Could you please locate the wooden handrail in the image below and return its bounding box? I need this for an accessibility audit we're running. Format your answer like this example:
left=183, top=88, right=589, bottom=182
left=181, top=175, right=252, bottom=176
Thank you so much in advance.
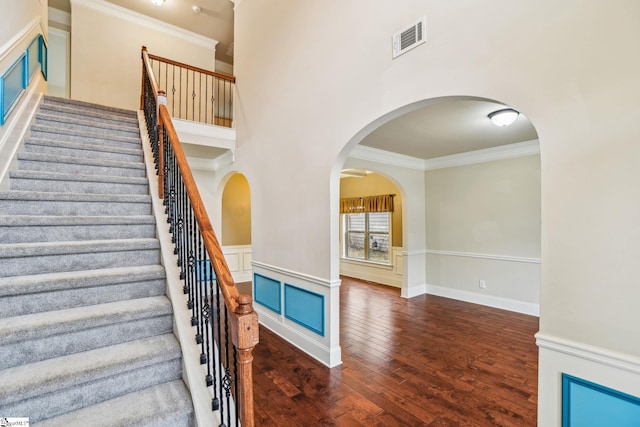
left=141, top=45, right=257, bottom=427
left=148, top=52, right=236, bottom=83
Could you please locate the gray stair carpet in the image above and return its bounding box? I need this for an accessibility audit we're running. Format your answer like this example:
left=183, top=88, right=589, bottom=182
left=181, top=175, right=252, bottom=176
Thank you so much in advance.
left=0, top=95, right=194, bottom=425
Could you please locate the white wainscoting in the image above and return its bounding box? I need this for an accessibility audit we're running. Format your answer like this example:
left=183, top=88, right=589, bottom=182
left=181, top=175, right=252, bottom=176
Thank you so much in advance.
left=339, top=247, right=403, bottom=287
left=537, top=333, right=640, bottom=426
left=221, top=245, right=252, bottom=283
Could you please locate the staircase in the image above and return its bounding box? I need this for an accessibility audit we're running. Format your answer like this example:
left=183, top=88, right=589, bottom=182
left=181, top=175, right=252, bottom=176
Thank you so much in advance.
left=0, top=96, right=194, bottom=425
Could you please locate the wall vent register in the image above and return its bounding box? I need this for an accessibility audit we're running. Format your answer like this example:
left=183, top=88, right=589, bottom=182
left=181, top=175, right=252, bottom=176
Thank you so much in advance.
left=392, top=16, right=426, bottom=59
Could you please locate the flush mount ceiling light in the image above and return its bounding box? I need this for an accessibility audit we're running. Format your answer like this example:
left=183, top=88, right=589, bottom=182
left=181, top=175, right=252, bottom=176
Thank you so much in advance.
left=192, top=5, right=201, bottom=14
left=150, top=0, right=165, bottom=5
left=488, top=108, right=519, bottom=127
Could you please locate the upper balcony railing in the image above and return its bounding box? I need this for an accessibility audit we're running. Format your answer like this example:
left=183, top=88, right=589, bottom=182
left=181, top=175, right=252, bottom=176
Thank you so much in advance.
left=143, top=47, right=235, bottom=127
left=141, top=46, right=257, bottom=427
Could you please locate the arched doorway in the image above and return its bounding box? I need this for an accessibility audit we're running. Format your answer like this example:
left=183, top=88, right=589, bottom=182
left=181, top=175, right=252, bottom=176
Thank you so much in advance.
left=221, top=172, right=252, bottom=283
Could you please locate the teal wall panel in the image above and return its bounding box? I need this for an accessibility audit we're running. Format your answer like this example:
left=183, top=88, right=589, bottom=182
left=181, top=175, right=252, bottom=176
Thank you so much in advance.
left=254, top=273, right=281, bottom=314
left=284, top=284, right=324, bottom=336
left=562, top=374, right=640, bottom=427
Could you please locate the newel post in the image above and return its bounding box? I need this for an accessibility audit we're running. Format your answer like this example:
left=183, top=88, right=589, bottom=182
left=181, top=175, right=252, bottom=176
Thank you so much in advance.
left=232, top=294, right=259, bottom=427
left=140, top=46, right=147, bottom=110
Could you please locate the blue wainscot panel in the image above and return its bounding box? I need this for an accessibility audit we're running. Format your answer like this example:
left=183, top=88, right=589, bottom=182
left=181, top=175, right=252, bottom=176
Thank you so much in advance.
left=254, top=273, right=281, bottom=314
left=563, top=373, right=640, bottom=427
left=284, top=284, right=324, bottom=336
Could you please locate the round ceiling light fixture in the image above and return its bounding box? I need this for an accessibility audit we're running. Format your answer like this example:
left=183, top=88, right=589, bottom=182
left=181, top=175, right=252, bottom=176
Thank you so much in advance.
left=192, top=5, right=202, bottom=14
left=150, top=0, right=165, bottom=5
left=488, top=108, right=519, bottom=127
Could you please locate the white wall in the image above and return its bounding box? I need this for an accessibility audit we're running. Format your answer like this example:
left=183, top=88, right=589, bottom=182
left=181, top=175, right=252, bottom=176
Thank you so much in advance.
left=69, top=0, right=217, bottom=110
left=234, top=0, right=640, bottom=418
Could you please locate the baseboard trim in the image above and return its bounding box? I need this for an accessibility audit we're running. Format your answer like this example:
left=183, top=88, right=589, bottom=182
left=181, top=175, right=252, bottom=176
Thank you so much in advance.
left=536, top=333, right=640, bottom=375
left=425, top=283, right=539, bottom=316
left=256, top=306, right=342, bottom=368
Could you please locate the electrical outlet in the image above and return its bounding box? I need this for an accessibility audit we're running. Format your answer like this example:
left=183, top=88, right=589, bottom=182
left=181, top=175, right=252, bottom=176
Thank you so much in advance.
left=479, top=280, right=486, bottom=289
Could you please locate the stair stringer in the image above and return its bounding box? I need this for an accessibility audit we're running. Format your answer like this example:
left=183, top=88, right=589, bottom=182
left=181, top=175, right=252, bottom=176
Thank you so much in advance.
left=138, top=111, right=221, bottom=427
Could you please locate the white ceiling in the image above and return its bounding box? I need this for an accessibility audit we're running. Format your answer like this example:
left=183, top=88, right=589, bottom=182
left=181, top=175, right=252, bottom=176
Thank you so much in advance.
left=360, top=97, right=538, bottom=160
left=48, top=2, right=539, bottom=160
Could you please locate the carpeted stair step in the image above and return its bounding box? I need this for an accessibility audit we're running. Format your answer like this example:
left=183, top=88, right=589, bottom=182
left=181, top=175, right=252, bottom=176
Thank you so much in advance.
left=0, top=215, right=156, bottom=243
left=35, top=112, right=140, bottom=137
left=39, top=101, right=139, bottom=126
left=0, top=191, right=152, bottom=216
left=9, top=170, right=149, bottom=195
left=24, top=138, right=143, bottom=162
left=0, top=238, right=160, bottom=277
left=0, top=296, right=173, bottom=370
left=37, top=380, right=193, bottom=427
left=29, top=124, right=142, bottom=148
left=17, top=151, right=146, bottom=177
left=0, top=334, right=184, bottom=423
left=42, top=95, right=137, bottom=119
left=0, top=265, right=167, bottom=317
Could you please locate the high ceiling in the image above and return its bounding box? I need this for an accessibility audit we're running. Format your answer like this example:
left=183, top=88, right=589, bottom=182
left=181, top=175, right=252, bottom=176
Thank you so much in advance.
left=49, top=0, right=235, bottom=65
left=48, top=2, right=538, bottom=160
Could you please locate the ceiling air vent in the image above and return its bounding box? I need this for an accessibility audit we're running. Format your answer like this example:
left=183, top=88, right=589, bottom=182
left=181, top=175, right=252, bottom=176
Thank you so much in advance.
left=392, top=16, right=426, bottom=59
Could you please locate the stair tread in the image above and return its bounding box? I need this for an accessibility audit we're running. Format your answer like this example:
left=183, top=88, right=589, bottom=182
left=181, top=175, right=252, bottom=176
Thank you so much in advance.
left=37, top=380, right=192, bottom=427
left=17, top=151, right=145, bottom=169
left=35, top=112, right=140, bottom=134
left=0, top=333, right=180, bottom=405
left=0, top=295, right=172, bottom=344
left=25, top=137, right=143, bottom=155
left=9, top=169, right=149, bottom=185
left=0, top=237, right=159, bottom=258
left=39, top=103, right=139, bottom=124
left=30, top=124, right=142, bottom=144
left=43, top=96, right=137, bottom=117
left=0, top=190, right=151, bottom=203
left=0, top=265, right=166, bottom=296
left=0, top=214, right=155, bottom=226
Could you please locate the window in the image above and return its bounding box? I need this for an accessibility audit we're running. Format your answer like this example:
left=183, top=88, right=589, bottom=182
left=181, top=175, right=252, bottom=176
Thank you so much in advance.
left=343, top=211, right=391, bottom=263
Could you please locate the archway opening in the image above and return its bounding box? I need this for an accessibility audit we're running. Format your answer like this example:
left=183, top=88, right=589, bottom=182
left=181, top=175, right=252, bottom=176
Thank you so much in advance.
left=221, top=172, right=252, bottom=283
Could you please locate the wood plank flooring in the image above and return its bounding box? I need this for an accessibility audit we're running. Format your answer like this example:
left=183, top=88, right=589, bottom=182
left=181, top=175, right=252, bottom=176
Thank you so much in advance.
left=242, top=276, right=539, bottom=426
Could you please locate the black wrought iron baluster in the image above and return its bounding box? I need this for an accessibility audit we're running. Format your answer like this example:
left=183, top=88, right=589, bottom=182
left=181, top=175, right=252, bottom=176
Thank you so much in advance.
left=223, top=304, right=233, bottom=427
left=213, top=273, right=222, bottom=412
left=233, top=346, right=239, bottom=427
left=204, top=260, right=214, bottom=387
left=172, top=64, right=176, bottom=119
left=198, top=72, right=202, bottom=123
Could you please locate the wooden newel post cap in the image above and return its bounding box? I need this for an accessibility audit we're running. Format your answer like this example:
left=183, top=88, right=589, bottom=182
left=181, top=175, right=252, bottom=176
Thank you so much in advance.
left=235, top=294, right=253, bottom=315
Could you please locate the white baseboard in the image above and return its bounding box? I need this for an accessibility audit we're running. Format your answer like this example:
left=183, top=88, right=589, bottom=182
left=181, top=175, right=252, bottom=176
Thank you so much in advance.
left=425, top=283, right=539, bottom=316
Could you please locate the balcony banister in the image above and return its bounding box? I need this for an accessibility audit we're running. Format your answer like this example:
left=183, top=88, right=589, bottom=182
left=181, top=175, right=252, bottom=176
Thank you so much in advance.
left=147, top=52, right=236, bottom=83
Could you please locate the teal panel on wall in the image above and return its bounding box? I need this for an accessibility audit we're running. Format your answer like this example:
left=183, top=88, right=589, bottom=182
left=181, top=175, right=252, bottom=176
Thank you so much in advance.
left=196, top=259, right=215, bottom=283
left=1, top=53, right=27, bottom=125
left=284, top=284, right=324, bottom=336
left=28, top=36, right=39, bottom=79
left=254, top=273, right=281, bottom=314
left=562, top=374, right=640, bottom=427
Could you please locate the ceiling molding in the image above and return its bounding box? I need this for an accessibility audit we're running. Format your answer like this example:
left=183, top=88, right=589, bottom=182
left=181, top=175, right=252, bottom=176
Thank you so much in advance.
left=48, top=7, right=71, bottom=27
left=349, top=140, right=539, bottom=171
left=348, top=145, right=426, bottom=170
left=70, top=0, right=218, bottom=49
left=424, top=139, right=540, bottom=170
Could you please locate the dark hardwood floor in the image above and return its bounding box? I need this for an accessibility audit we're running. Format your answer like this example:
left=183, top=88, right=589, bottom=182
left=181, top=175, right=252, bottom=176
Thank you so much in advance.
left=242, top=276, right=539, bottom=426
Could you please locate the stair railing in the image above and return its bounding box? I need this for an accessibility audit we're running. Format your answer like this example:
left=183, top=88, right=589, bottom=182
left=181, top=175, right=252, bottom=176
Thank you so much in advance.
left=141, top=46, right=258, bottom=427
left=143, top=46, right=234, bottom=127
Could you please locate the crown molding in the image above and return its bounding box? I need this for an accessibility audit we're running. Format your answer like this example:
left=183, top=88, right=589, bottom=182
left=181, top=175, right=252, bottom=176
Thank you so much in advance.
left=424, top=139, right=540, bottom=170
left=348, top=145, right=426, bottom=170
left=48, top=7, right=71, bottom=27
left=70, top=0, right=218, bottom=50
left=348, top=139, right=540, bottom=171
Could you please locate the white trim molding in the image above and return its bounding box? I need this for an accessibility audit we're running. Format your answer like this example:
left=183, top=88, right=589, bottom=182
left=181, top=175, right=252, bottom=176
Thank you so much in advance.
left=348, top=139, right=540, bottom=171
left=424, top=139, right=540, bottom=170
left=426, top=283, right=539, bottom=316
left=70, top=0, right=218, bottom=49
left=252, top=260, right=341, bottom=288
left=426, top=249, right=540, bottom=264
left=536, top=333, right=640, bottom=375
left=0, top=17, right=45, bottom=63
left=48, top=7, right=71, bottom=27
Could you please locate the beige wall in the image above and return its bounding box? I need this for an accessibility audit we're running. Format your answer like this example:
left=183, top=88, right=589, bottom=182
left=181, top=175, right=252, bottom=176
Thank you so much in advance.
left=0, top=0, right=47, bottom=50
left=70, top=0, right=216, bottom=110
left=340, top=173, right=402, bottom=247
left=222, top=173, right=251, bottom=246
left=426, top=155, right=540, bottom=257
left=234, top=0, right=640, bottom=408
